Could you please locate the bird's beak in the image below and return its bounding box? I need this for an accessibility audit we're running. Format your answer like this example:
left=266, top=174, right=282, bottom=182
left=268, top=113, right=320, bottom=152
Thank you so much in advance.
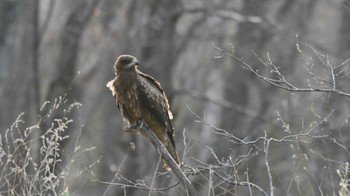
left=134, top=59, right=140, bottom=66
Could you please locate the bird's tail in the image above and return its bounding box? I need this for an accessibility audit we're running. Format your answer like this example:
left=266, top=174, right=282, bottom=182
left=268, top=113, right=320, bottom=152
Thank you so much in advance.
left=162, top=140, right=180, bottom=171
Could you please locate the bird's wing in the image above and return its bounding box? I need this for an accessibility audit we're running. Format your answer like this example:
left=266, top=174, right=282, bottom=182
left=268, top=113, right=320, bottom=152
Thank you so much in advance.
left=106, top=79, right=116, bottom=96
left=106, top=78, right=122, bottom=114
left=137, top=72, right=175, bottom=136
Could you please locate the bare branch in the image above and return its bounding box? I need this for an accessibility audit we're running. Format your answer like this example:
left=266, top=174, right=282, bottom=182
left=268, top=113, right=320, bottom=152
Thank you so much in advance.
left=173, top=6, right=262, bottom=23
left=264, top=138, right=274, bottom=196
left=83, top=163, right=180, bottom=192
left=187, top=104, right=330, bottom=146
left=211, top=43, right=350, bottom=98
left=137, top=122, right=200, bottom=196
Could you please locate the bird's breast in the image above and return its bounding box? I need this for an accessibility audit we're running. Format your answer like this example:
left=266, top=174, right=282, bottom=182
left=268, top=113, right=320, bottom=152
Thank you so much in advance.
left=116, top=83, right=142, bottom=123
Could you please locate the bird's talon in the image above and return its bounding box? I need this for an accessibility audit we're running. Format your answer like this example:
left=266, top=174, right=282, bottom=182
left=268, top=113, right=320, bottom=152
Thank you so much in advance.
left=138, top=120, right=144, bottom=129
left=122, top=124, right=133, bottom=132
left=123, top=121, right=144, bottom=132
left=123, top=123, right=137, bottom=131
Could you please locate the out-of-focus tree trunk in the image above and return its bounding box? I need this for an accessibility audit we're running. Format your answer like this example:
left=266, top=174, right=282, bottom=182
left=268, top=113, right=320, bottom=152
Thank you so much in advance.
left=221, top=1, right=271, bottom=194
left=222, top=0, right=270, bottom=141
left=39, top=0, right=99, bottom=193
left=0, top=0, right=40, bottom=193
left=138, top=0, right=182, bottom=94
left=44, top=0, right=98, bottom=102
left=223, top=0, right=319, bottom=194
left=0, top=1, right=36, bottom=129
left=338, top=1, right=350, bottom=60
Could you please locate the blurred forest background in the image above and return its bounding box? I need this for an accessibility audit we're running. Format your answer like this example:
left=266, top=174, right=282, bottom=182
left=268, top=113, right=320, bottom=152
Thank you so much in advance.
left=1, top=0, right=350, bottom=195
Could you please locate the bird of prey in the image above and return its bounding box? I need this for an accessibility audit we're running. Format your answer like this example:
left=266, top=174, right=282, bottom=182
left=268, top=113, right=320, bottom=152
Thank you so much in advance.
left=106, top=54, right=180, bottom=169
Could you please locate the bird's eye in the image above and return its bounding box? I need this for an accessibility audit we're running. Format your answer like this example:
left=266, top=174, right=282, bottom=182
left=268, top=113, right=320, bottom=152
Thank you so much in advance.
left=120, top=59, right=132, bottom=65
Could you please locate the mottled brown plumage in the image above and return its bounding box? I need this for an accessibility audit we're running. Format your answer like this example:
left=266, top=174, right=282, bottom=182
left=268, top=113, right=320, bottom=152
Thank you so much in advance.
left=106, top=54, right=180, bottom=169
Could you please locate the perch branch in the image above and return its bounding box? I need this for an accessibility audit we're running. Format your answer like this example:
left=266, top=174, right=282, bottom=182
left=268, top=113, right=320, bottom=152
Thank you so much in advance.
left=136, top=121, right=199, bottom=196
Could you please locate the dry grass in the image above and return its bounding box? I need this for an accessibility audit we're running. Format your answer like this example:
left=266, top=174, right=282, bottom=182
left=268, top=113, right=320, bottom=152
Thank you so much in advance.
left=0, top=96, right=92, bottom=196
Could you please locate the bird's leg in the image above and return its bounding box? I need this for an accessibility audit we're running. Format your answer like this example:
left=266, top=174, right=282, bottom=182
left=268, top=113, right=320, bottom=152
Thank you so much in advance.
left=138, top=120, right=145, bottom=129
left=123, top=120, right=145, bottom=132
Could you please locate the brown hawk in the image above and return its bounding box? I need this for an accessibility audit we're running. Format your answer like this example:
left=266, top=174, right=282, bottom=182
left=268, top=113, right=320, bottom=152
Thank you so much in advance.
left=106, top=54, right=180, bottom=169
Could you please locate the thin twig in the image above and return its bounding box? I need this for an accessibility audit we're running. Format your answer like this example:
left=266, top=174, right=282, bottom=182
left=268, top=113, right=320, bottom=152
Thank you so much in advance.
left=210, top=43, right=350, bottom=98
left=264, top=138, right=274, bottom=196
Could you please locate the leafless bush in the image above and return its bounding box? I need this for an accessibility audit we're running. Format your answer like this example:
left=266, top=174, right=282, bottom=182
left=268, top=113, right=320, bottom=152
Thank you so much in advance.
left=0, top=95, right=93, bottom=196
left=338, top=162, right=350, bottom=196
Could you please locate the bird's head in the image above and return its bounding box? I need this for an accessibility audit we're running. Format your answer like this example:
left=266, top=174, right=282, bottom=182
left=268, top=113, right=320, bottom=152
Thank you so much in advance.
left=114, top=55, right=140, bottom=73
